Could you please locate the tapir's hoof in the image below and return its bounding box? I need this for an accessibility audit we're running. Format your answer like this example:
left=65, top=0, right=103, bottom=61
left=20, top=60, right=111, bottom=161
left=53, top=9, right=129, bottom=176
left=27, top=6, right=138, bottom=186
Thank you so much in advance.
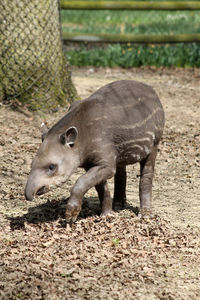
left=66, top=202, right=81, bottom=223
left=113, top=200, right=127, bottom=211
left=100, top=209, right=113, bottom=218
left=138, top=208, right=153, bottom=220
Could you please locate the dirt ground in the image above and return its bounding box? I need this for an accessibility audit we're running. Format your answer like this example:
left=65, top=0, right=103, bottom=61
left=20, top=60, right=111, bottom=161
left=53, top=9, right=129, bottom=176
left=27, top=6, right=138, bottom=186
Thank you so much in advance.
left=0, top=67, right=200, bottom=300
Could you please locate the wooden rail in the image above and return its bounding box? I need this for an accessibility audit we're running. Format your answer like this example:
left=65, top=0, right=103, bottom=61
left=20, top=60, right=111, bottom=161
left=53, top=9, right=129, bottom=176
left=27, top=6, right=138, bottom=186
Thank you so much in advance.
left=62, top=32, right=200, bottom=43
left=60, top=1, right=200, bottom=43
left=60, top=1, right=200, bottom=11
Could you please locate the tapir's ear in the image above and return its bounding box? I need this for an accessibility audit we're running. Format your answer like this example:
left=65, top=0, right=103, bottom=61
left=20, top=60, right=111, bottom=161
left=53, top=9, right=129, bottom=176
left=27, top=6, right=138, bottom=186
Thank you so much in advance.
left=41, top=123, right=49, bottom=142
left=60, top=126, right=78, bottom=147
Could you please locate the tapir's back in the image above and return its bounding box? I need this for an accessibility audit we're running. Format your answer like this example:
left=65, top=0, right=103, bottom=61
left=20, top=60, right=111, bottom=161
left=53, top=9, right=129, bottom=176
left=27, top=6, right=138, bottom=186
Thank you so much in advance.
left=79, top=80, right=165, bottom=165
left=87, top=81, right=163, bottom=136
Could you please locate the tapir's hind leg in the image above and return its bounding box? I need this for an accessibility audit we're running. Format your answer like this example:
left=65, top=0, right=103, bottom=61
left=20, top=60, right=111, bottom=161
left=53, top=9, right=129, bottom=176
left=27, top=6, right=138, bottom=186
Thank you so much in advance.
left=139, top=144, right=158, bottom=217
left=113, top=165, right=127, bottom=210
left=95, top=181, right=112, bottom=216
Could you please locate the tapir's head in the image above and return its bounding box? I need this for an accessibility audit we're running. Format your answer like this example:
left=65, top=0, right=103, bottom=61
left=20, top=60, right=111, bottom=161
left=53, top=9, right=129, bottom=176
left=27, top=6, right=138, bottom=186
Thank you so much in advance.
left=25, top=123, right=80, bottom=201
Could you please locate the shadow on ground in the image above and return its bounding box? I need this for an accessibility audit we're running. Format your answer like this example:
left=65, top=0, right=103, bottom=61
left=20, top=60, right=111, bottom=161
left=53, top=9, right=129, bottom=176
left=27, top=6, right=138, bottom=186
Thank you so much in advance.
left=8, top=197, right=139, bottom=230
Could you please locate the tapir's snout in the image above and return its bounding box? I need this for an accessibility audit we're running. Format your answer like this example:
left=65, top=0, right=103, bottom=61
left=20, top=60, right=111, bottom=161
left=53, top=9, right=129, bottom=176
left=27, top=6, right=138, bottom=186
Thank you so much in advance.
left=24, top=186, right=34, bottom=201
left=24, top=169, right=48, bottom=201
left=25, top=183, right=49, bottom=200
left=24, top=171, right=37, bottom=201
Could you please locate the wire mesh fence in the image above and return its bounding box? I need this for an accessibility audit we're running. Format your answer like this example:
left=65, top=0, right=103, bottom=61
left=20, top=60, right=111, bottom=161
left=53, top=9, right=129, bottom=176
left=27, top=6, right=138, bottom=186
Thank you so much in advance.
left=60, top=1, right=200, bottom=43
left=0, top=0, right=76, bottom=111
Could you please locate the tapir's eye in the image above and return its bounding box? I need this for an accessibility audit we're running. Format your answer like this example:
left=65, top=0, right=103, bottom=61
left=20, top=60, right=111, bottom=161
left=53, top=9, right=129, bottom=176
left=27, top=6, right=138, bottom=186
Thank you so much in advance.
left=49, top=164, right=56, bottom=171
left=47, top=164, right=57, bottom=175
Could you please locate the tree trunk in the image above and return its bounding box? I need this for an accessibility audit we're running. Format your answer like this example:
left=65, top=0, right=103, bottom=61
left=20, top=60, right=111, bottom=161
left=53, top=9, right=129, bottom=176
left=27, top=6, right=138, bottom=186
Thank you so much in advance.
left=0, top=0, right=78, bottom=111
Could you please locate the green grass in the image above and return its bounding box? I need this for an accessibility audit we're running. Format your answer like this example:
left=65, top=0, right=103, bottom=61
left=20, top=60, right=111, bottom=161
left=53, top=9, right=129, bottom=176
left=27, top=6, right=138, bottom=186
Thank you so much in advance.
left=66, top=43, right=200, bottom=67
left=61, top=7, right=200, bottom=67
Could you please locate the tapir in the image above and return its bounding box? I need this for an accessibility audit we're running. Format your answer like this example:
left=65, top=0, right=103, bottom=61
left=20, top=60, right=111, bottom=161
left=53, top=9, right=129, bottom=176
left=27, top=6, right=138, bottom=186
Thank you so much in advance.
left=25, top=80, right=165, bottom=222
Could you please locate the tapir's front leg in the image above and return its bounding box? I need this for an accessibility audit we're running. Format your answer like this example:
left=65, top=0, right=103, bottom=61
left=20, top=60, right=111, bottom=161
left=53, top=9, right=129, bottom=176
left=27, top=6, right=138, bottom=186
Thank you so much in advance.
left=66, top=165, right=115, bottom=223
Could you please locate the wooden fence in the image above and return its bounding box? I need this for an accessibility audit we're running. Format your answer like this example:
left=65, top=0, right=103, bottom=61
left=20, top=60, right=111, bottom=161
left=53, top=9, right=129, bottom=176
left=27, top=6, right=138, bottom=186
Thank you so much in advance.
left=60, top=1, right=200, bottom=43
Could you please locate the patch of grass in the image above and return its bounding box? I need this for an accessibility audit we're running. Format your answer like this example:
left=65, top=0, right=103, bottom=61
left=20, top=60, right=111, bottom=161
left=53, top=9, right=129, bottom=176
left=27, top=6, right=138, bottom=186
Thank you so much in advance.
left=112, top=238, right=120, bottom=246
left=66, top=43, right=200, bottom=68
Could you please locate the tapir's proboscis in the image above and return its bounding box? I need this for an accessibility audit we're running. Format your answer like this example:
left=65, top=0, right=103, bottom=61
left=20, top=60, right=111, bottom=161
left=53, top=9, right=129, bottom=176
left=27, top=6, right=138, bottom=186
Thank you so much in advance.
left=25, top=80, right=165, bottom=223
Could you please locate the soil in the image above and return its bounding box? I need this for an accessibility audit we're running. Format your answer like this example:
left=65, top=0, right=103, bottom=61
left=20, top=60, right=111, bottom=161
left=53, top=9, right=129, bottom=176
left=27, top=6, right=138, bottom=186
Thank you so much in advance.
left=0, top=67, right=200, bottom=300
